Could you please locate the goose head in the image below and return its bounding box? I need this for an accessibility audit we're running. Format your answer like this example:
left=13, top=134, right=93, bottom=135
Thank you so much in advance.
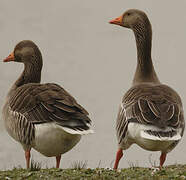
left=3, top=40, right=42, bottom=68
left=109, top=9, right=150, bottom=30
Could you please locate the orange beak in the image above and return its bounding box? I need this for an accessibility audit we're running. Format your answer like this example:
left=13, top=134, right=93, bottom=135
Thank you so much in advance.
left=3, top=52, right=15, bottom=62
left=109, top=15, right=123, bottom=25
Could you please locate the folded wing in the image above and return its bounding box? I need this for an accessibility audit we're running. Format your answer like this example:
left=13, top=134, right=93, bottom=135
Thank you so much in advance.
left=9, top=83, right=92, bottom=132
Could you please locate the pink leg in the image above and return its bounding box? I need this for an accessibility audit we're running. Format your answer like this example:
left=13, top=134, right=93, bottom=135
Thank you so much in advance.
left=25, top=149, right=31, bottom=169
left=56, top=155, right=61, bottom=168
left=114, top=148, right=123, bottom=170
left=160, top=152, right=167, bottom=168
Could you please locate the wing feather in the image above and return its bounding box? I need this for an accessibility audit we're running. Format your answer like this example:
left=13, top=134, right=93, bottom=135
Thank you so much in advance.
left=9, top=83, right=92, bottom=131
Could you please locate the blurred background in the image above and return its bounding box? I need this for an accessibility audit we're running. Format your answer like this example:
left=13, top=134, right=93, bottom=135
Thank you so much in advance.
left=0, top=0, right=186, bottom=169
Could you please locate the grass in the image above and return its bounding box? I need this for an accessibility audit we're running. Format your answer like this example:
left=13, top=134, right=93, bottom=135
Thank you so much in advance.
left=30, top=159, right=42, bottom=171
left=70, top=160, right=88, bottom=170
left=0, top=164, right=185, bottom=180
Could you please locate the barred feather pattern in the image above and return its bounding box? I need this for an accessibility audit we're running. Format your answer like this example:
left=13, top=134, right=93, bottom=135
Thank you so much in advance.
left=9, top=108, right=35, bottom=146
left=116, top=106, right=128, bottom=144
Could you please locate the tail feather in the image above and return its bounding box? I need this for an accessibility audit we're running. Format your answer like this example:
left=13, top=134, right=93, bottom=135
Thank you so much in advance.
left=141, top=130, right=181, bottom=141
left=62, top=127, right=94, bottom=135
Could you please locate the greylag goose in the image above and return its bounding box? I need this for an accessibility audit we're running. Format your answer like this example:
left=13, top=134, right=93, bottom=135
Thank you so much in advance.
left=2, top=40, right=93, bottom=168
left=109, top=9, right=185, bottom=169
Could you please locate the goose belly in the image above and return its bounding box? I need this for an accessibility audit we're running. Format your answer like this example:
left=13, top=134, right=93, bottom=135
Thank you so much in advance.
left=127, top=123, right=180, bottom=152
left=134, top=137, right=173, bottom=151
left=33, top=123, right=81, bottom=157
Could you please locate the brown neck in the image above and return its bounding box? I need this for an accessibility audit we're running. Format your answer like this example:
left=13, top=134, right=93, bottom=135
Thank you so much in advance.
left=13, top=54, right=43, bottom=89
left=15, top=63, right=42, bottom=88
left=132, top=21, right=160, bottom=85
left=7, top=55, right=42, bottom=99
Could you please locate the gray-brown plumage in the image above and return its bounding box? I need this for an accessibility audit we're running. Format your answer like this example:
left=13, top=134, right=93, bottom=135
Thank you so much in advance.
left=2, top=40, right=93, bottom=169
left=109, top=9, right=185, bottom=169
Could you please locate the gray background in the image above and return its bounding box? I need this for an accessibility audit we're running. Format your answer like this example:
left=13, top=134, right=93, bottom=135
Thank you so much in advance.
left=0, top=0, right=185, bottom=169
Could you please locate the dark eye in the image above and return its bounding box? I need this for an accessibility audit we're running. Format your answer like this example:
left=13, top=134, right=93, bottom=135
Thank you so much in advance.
left=127, top=13, right=130, bottom=16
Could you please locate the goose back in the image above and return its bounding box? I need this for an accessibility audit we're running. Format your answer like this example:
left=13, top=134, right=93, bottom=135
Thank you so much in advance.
left=8, top=83, right=91, bottom=130
left=116, top=83, right=185, bottom=144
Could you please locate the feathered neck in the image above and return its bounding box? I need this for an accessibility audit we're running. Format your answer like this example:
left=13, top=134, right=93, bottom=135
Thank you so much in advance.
left=10, top=55, right=42, bottom=94
left=132, top=19, right=160, bottom=85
